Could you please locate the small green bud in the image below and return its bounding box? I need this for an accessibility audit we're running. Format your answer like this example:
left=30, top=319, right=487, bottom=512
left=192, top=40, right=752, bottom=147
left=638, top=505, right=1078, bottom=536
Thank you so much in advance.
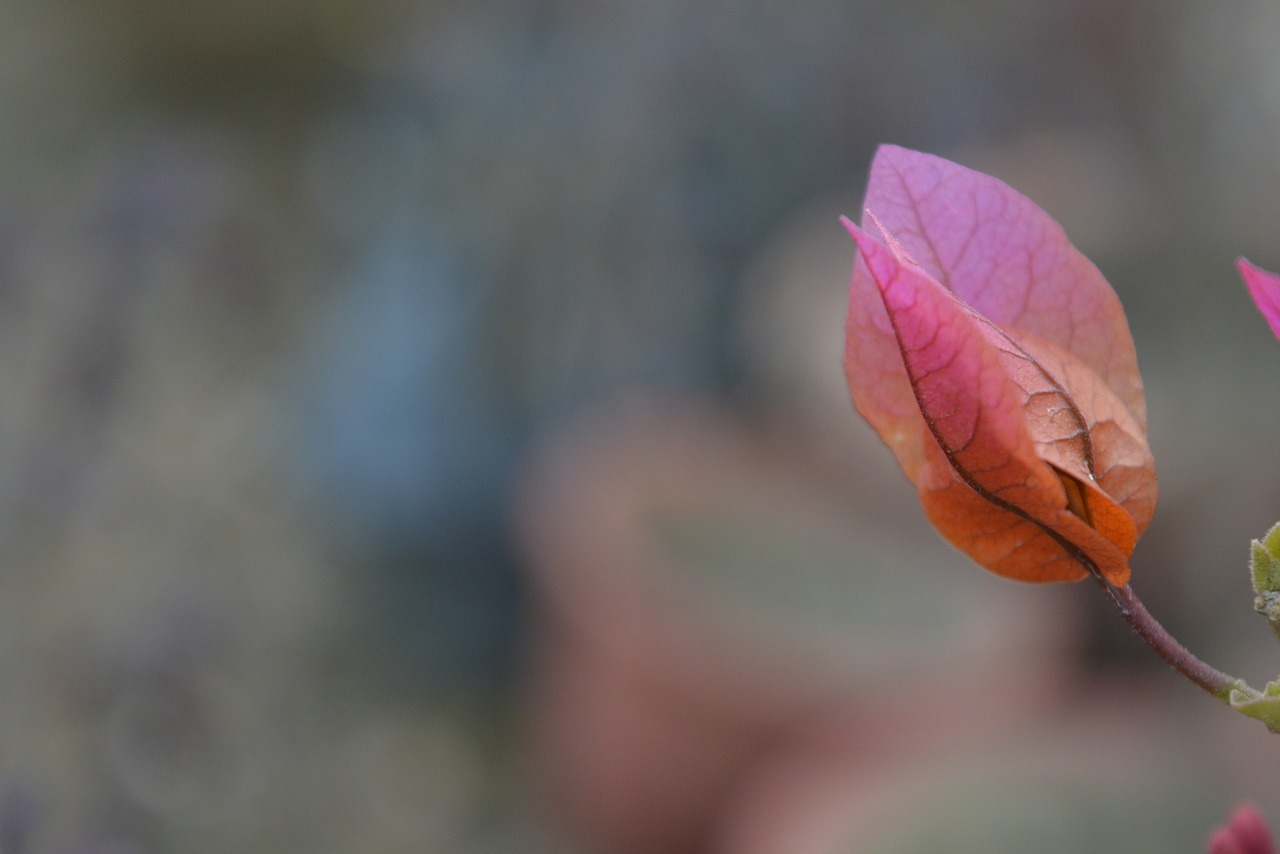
left=1249, top=523, right=1280, bottom=641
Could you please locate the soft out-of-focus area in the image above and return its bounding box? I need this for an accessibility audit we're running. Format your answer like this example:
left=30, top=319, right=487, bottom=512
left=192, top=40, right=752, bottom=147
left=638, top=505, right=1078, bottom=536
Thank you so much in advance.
left=4, top=1, right=1280, bottom=852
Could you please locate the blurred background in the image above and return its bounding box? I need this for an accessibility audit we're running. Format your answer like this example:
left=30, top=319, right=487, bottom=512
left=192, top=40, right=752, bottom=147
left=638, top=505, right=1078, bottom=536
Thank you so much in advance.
left=3, top=1, right=1280, bottom=851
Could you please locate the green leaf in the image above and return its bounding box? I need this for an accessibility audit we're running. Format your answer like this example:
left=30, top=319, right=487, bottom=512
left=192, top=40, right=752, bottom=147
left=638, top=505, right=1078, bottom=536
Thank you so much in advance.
left=1263, top=522, right=1280, bottom=560
left=1231, top=681, right=1280, bottom=732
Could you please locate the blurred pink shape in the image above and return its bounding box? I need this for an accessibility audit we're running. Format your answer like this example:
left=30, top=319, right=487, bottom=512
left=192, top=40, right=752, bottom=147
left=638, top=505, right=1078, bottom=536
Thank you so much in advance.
left=1208, top=803, right=1276, bottom=854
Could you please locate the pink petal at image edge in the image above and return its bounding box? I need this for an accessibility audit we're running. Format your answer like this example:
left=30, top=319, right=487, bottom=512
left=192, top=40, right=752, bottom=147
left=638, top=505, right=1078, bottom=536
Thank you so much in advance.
left=1238, top=257, right=1280, bottom=341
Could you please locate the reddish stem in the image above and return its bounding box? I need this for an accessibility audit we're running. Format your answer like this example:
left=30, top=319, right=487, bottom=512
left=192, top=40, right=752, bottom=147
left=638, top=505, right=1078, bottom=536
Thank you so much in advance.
left=1088, top=571, right=1241, bottom=701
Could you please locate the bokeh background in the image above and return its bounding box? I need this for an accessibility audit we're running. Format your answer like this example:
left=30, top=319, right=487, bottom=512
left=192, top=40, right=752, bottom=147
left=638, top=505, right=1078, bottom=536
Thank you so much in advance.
left=4, top=1, right=1280, bottom=851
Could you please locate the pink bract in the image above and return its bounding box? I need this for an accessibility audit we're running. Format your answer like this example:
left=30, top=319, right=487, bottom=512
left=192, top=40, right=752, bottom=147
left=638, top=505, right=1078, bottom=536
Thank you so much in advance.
left=843, top=145, right=1157, bottom=584
left=1238, top=257, right=1280, bottom=342
left=1208, top=803, right=1276, bottom=854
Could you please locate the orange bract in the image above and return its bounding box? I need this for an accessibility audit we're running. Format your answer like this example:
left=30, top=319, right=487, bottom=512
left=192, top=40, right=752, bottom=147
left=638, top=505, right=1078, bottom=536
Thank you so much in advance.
left=843, top=147, right=1156, bottom=585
